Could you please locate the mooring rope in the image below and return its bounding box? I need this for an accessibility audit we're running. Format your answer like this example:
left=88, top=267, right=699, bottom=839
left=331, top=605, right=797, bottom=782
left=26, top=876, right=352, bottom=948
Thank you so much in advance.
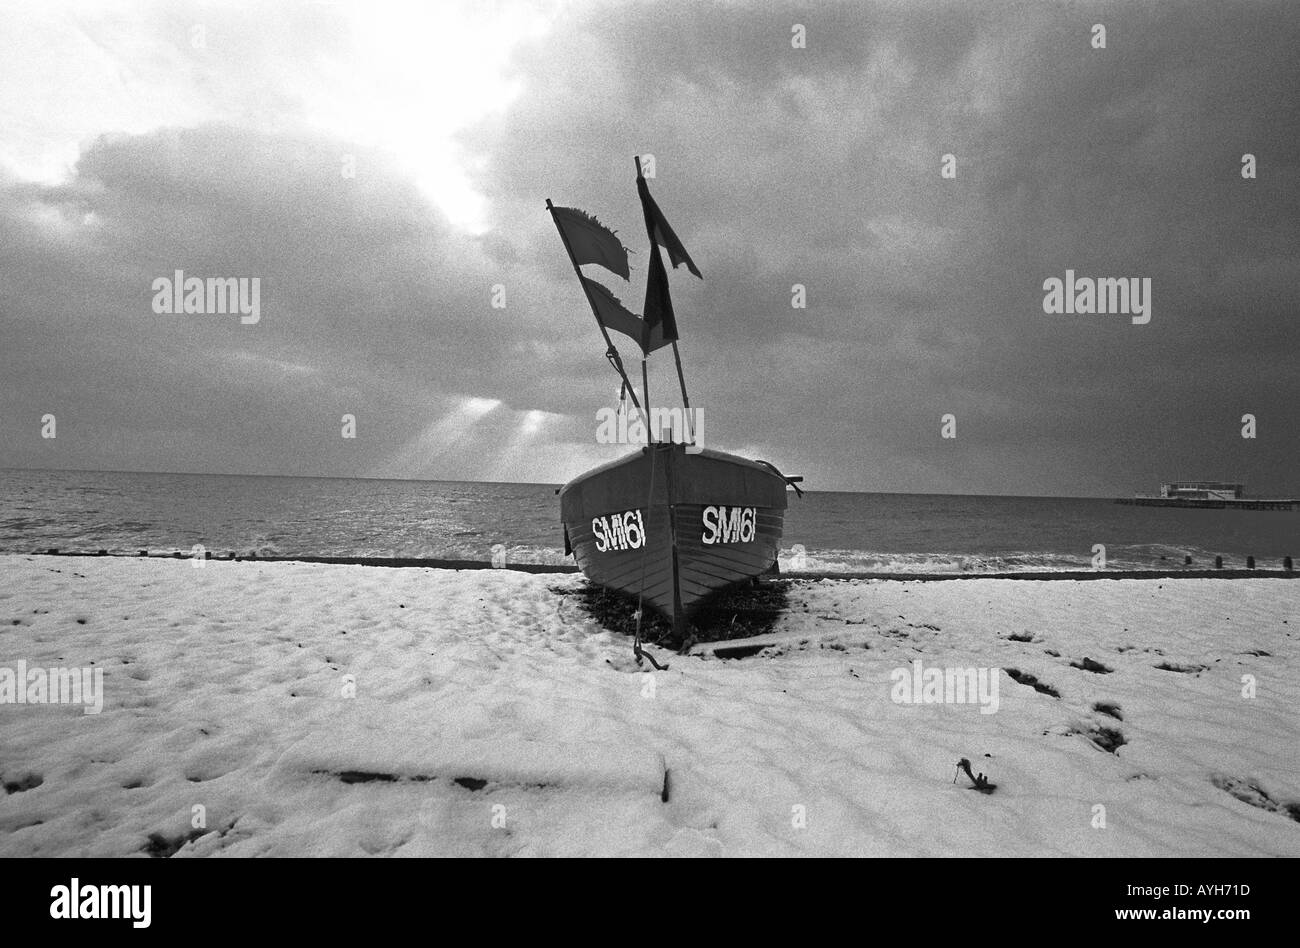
left=605, top=347, right=635, bottom=406
left=633, top=444, right=667, bottom=671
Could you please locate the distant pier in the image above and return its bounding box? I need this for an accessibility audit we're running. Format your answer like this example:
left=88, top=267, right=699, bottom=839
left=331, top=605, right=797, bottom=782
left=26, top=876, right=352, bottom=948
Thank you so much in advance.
left=1115, top=496, right=1296, bottom=511
left=1116, top=480, right=1296, bottom=511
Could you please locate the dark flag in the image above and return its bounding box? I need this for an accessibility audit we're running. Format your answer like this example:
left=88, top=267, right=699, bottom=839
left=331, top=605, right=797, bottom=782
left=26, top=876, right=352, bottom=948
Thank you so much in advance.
left=635, top=170, right=702, bottom=347
left=581, top=276, right=670, bottom=355
left=642, top=241, right=678, bottom=345
left=549, top=206, right=631, bottom=280
left=635, top=175, right=702, bottom=279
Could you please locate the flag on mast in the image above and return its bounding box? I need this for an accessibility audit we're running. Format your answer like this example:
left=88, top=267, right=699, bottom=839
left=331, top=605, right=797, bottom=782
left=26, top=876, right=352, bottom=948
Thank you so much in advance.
left=549, top=198, right=672, bottom=356
left=549, top=206, right=631, bottom=280
left=642, top=242, right=678, bottom=346
left=635, top=167, right=702, bottom=347
left=635, top=175, right=702, bottom=278
left=581, top=277, right=671, bottom=354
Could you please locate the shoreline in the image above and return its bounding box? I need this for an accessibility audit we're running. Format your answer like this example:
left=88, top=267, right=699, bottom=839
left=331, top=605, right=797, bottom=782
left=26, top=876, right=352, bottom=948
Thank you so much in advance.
left=7, top=551, right=1298, bottom=581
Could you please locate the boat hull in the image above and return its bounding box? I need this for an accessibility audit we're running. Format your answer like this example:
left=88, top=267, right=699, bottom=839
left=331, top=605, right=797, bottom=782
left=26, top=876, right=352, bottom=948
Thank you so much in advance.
left=560, top=444, right=789, bottom=632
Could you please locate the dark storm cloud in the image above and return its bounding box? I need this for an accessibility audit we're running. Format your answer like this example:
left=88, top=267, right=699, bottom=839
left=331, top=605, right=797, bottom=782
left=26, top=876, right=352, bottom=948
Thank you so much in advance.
left=0, top=124, right=612, bottom=478
left=2, top=1, right=1297, bottom=493
left=469, top=0, right=1300, bottom=493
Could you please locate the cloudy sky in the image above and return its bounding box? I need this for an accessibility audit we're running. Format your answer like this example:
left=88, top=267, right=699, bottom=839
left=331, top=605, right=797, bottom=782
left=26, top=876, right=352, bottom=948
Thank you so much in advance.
left=1, top=0, right=1296, bottom=495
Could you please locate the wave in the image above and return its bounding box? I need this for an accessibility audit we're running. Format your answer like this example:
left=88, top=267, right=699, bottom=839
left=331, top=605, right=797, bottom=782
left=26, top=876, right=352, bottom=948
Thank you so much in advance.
left=0, top=539, right=1263, bottom=575
left=775, top=544, right=1239, bottom=574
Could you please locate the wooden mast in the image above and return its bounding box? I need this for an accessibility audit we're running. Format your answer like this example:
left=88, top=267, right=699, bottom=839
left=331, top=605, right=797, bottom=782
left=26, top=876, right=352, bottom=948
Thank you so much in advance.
left=670, top=341, right=693, bottom=446
left=633, top=157, right=687, bottom=638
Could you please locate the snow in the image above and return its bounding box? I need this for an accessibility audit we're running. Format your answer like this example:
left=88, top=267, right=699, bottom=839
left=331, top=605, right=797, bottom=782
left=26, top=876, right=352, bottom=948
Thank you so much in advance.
left=0, top=554, right=1296, bottom=856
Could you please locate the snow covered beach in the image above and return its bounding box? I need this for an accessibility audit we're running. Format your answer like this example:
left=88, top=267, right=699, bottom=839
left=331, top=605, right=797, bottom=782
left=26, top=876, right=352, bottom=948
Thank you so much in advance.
left=1, top=554, right=1296, bottom=857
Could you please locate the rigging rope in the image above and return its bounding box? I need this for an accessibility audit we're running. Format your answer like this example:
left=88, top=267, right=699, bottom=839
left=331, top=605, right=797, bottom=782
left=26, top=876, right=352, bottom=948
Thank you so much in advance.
left=605, top=347, right=633, bottom=399
left=633, top=444, right=667, bottom=671
left=756, top=459, right=805, bottom=497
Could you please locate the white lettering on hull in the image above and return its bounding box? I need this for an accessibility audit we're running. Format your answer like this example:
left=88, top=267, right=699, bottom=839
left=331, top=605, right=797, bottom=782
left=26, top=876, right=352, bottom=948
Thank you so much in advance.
left=592, top=510, right=646, bottom=552
left=701, top=506, right=756, bottom=545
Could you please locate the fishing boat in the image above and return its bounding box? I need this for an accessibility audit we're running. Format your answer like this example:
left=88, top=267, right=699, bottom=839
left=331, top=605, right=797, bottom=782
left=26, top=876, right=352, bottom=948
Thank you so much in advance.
left=548, top=159, right=801, bottom=644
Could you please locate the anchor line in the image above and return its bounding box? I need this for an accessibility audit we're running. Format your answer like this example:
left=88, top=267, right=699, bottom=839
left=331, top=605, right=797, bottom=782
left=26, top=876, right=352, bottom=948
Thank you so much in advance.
left=633, top=445, right=667, bottom=671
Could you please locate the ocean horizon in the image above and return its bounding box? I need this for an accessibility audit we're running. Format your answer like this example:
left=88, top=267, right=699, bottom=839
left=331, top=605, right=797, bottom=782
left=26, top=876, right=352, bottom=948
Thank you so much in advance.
left=1, top=463, right=1168, bottom=497
left=3, top=466, right=1294, bottom=574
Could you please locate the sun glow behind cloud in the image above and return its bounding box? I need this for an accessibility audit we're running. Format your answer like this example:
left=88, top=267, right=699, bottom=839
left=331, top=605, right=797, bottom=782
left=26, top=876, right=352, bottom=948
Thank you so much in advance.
left=306, top=0, right=557, bottom=232
left=0, top=4, right=202, bottom=184
left=0, top=0, right=561, bottom=233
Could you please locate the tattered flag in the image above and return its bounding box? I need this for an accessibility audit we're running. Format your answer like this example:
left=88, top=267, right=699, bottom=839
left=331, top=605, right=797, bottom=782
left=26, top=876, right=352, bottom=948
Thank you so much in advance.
left=581, top=277, right=670, bottom=355
left=550, top=206, right=631, bottom=280
left=636, top=175, right=702, bottom=279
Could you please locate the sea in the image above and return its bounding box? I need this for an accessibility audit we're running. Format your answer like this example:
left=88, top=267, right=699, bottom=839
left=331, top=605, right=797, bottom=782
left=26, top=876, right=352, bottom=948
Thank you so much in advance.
left=0, top=468, right=1295, bottom=573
